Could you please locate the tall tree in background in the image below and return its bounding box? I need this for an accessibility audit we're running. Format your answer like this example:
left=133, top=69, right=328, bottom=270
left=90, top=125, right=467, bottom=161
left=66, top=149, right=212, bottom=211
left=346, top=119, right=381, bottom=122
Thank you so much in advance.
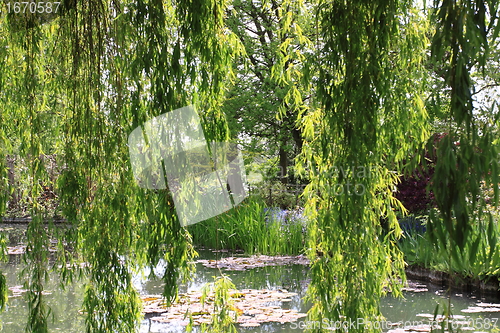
left=223, top=0, right=311, bottom=184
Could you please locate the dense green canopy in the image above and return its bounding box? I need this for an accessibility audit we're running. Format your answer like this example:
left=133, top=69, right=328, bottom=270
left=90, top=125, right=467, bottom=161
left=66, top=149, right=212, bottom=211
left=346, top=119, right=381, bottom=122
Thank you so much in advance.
left=0, top=0, right=499, bottom=332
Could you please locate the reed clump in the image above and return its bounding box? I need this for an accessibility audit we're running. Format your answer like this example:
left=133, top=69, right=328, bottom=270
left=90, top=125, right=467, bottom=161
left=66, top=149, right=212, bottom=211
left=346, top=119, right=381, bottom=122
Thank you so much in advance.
left=188, top=195, right=307, bottom=255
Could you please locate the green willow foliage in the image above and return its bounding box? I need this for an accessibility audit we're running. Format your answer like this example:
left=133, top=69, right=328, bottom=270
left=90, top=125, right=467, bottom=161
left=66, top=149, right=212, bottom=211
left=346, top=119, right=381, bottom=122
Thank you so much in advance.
left=0, top=1, right=240, bottom=332
left=293, top=0, right=499, bottom=331
left=1, top=1, right=499, bottom=333
left=427, top=0, right=500, bottom=269
left=297, top=0, right=430, bottom=331
left=0, top=23, right=8, bottom=311
left=199, top=275, right=238, bottom=333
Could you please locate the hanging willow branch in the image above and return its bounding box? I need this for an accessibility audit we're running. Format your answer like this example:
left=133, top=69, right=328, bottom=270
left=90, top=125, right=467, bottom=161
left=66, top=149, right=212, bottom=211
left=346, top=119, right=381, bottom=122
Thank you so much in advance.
left=427, top=0, right=500, bottom=272
left=299, top=0, right=430, bottom=332
left=0, top=0, right=238, bottom=332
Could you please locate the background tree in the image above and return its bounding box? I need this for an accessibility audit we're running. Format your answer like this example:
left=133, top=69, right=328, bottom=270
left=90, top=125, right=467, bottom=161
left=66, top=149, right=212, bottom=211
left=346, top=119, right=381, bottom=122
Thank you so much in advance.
left=223, top=0, right=312, bottom=184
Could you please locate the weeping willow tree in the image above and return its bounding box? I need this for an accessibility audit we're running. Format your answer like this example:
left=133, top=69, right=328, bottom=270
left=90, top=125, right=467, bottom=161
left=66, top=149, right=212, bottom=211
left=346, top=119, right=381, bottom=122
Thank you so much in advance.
left=295, top=0, right=499, bottom=332
left=296, top=1, right=430, bottom=331
left=426, top=0, right=500, bottom=276
left=1, top=0, right=500, bottom=332
left=0, top=1, right=240, bottom=332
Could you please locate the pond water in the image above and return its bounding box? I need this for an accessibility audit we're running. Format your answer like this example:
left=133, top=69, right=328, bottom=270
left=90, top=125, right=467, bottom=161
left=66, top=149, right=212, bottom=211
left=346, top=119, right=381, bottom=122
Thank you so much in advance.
left=0, top=250, right=310, bottom=333
left=1, top=246, right=500, bottom=332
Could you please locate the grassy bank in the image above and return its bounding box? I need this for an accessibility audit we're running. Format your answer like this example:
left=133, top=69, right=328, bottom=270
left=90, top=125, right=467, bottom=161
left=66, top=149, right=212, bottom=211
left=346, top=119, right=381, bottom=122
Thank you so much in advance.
left=187, top=195, right=307, bottom=255
left=398, top=211, right=500, bottom=284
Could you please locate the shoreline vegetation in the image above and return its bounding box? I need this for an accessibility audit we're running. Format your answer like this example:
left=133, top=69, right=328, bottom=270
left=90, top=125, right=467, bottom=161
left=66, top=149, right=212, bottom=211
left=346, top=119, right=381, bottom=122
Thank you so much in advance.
left=2, top=221, right=499, bottom=297
left=405, top=265, right=500, bottom=294
left=2, top=173, right=500, bottom=296
left=3, top=155, right=499, bottom=293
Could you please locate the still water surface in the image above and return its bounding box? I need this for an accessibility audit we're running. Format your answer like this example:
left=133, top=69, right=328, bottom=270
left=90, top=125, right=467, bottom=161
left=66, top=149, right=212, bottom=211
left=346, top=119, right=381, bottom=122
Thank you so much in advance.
left=1, top=250, right=499, bottom=332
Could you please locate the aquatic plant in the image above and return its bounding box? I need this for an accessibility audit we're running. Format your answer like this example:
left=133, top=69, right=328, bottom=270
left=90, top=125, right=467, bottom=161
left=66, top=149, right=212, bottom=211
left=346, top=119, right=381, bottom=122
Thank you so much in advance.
left=399, top=212, right=500, bottom=280
left=188, top=195, right=306, bottom=255
left=199, top=275, right=238, bottom=333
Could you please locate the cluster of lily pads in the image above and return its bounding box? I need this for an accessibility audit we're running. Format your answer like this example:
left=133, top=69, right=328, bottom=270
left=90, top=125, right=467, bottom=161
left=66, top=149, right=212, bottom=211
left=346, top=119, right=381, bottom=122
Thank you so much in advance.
left=461, top=302, right=500, bottom=313
left=400, top=282, right=428, bottom=293
left=196, top=254, right=310, bottom=271
left=8, top=285, right=51, bottom=297
left=6, top=245, right=26, bottom=255
left=142, top=288, right=307, bottom=327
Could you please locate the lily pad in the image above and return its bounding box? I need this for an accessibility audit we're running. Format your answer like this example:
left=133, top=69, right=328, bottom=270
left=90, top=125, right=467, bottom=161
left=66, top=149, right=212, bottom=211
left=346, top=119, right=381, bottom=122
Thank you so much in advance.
left=142, top=287, right=306, bottom=327
left=196, top=255, right=310, bottom=271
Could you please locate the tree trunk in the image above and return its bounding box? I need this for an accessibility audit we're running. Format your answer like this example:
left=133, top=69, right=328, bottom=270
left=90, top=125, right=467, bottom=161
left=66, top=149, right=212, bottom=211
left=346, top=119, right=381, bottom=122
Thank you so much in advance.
left=7, top=155, right=18, bottom=211
left=279, top=146, right=288, bottom=184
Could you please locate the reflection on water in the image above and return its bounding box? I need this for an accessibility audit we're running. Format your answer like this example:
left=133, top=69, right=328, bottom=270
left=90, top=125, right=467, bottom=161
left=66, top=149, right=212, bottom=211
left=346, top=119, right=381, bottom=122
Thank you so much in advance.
left=0, top=256, right=86, bottom=333
left=1, top=249, right=499, bottom=332
left=382, top=283, right=500, bottom=332
left=0, top=250, right=310, bottom=333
